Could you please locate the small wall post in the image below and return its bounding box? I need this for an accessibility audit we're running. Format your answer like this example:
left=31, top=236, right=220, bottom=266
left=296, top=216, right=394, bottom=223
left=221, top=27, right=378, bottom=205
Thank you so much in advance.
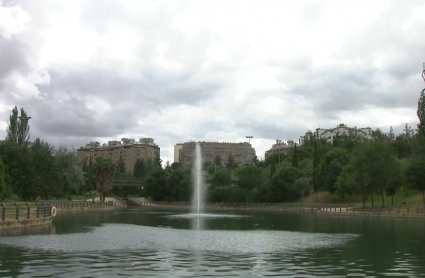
left=26, top=202, right=30, bottom=219
left=1, top=203, right=5, bottom=221
left=15, top=203, right=19, bottom=220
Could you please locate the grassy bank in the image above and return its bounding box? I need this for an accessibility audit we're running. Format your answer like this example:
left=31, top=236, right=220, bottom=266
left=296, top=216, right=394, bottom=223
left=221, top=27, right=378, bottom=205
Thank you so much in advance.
left=297, top=190, right=424, bottom=205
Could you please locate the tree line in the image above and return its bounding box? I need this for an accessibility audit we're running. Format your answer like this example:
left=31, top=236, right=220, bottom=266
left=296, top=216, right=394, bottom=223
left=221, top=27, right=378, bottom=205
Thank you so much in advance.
left=1, top=84, right=425, bottom=204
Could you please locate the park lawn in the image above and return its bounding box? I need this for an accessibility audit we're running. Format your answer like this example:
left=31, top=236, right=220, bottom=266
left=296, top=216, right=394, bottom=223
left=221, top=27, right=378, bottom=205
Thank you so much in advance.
left=297, top=190, right=424, bottom=205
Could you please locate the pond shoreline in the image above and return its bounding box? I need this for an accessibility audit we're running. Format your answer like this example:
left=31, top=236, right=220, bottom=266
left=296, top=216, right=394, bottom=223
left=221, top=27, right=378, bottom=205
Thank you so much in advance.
left=144, top=203, right=425, bottom=219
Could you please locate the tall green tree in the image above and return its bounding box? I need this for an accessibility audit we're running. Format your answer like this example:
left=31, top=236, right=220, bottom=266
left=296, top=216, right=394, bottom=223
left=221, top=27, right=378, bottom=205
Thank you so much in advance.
left=0, top=158, right=7, bottom=200
left=214, top=155, right=222, bottom=167
left=406, top=155, right=425, bottom=204
left=271, top=167, right=304, bottom=201
left=387, top=126, right=395, bottom=142
left=312, top=139, right=318, bottom=191
left=143, top=168, right=169, bottom=201
left=292, top=143, right=299, bottom=168
left=93, top=157, right=117, bottom=201
left=55, top=147, right=85, bottom=194
left=226, top=153, right=237, bottom=170
left=167, top=167, right=191, bottom=201
left=6, top=107, right=31, bottom=146
left=342, top=141, right=402, bottom=204
left=133, top=158, right=145, bottom=178
left=31, top=139, right=63, bottom=199
left=5, top=107, right=18, bottom=144
left=117, top=157, right=126, bottom=174
left=270, top=159, right=276, bottom=178
left=211, top=169, right=232, bottom=187
left=405, top=86, right=425, bottom=204
left=234, top=165, right=265, bottom=190
left=315, top=148, right=350, bottom=194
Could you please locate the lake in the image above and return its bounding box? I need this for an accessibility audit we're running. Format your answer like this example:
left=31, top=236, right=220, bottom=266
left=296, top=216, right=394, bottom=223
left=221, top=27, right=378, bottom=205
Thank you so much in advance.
left=0, top=208, right=424, bottom=277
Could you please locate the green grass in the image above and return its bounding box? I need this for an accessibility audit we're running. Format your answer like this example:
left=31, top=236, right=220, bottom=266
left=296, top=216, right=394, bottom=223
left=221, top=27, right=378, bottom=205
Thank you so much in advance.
left=297, top=190, right=424, bottom=205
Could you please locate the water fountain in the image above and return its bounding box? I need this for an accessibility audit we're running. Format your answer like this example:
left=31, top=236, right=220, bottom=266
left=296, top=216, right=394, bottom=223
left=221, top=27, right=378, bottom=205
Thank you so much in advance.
left=192, top=142, right=204, bottom=214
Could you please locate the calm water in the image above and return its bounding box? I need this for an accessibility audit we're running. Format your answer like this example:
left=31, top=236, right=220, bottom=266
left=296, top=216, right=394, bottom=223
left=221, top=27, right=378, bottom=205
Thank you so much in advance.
left=0, top=208, right=425, bottom=277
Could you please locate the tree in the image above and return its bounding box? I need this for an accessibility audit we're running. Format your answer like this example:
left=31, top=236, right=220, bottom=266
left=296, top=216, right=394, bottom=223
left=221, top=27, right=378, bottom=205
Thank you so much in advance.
left=271, top=167, right=304, bottom=201
left=270, top=159, right=276, bottom=178
left=252, top=155, right=259, bottom=166
left=0, top=158, right=7, bottom=200
left=387, top=126, right=395, bottom=142
left=312, top=139, right=318, bottom=192
left=402, top=123, right=415, bottom=142
left=55, top=147, right=85, bottom=195
left=404, top=87, right=425, bottom=204
left=31, top=139, right=63, bottom=200
left=406, top=156, right=425, bottom=204
left=342, top=141, right=402, bottom=204
left=292, top=144, right=298, bottom=168
left=93, top=157, right=117, bottom=201
left=117, top=157, right=126, bottom=174
left=167, top=167, right=191, bottom=201
left=143, top=168, right=169, bottom=201
left=226, top=154, right=237, bottom=170
left=211, top=169, right=232, bottom=187
left=6, top=107, right=31, bottom=146
left=0, top=142, right=33, bottom=200
left=133, top=158, right=145, bottom=178
left=84, top=190, right=99, bottom=202
left=315, top=148, right=350, bottom=194
left=234, top=165, right=265, bottom=190
left=5, top=107, right=18, bottom=144
left=171, top=162, right=182, bottom=171
left=214, top=155, right=222, bottom=167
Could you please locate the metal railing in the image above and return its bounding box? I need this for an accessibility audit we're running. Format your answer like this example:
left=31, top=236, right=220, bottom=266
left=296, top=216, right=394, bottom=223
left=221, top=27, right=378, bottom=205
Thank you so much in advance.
left=1, top=202, right=52, bottom=221
left=147, top=202, right=425, bottom=216
left=43, top=200, right=125, bottom=209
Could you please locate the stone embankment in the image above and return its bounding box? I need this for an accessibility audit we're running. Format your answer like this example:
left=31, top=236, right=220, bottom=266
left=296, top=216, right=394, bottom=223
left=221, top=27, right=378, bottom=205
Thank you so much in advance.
left=0, top=199, right=126, bottom=233
left=0, top=202, right=53, bottom=231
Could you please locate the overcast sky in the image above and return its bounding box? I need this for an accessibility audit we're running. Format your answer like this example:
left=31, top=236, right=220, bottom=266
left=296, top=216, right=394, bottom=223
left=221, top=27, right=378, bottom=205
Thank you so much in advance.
left=0, top=0, right=424, bottom=164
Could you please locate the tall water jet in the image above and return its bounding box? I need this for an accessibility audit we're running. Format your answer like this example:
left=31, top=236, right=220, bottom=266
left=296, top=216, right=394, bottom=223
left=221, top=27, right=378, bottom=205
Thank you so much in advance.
left=192, top=142, right=204, bottom=214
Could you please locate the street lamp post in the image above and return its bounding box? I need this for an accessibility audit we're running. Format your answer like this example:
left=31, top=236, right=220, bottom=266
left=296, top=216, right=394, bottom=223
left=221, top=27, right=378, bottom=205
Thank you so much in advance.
left=246, top=136, right=253, bottom=143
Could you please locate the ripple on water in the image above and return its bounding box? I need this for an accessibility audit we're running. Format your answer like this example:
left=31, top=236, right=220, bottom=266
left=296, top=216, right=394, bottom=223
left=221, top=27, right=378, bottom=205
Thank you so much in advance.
left=0, top=224, right=357, bottom=253
left=1, top=223, right=422, bottom=277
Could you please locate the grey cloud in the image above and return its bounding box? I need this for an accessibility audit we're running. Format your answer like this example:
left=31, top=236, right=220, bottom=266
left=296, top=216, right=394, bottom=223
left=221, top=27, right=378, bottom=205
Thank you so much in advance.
left=20, top=96, right=121, bottom=137
left=37, top=68, right=219, bottom=108
left=285, top=65, right=420, bottom=118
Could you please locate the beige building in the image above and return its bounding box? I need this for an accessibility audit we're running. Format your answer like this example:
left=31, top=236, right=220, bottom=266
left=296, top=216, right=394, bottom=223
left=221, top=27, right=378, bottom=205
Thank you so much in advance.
left=174, top=143, right=183, bottom=163
left=77, top=138, right=160, bottom=173
left=178, top=141, right=256, bottom=168
left=265, top=140, right=295, bottom=160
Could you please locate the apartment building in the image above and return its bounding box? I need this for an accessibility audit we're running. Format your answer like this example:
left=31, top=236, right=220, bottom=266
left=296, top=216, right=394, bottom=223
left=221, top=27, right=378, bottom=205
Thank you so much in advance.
left=77, top=138, right=160, bottom=172
left=265, top=140, right=295, bottom=160
left=178, top=141, right=256, bottom=168
left=299, top=123, right=372, bottom=145
left=174, top=143, right=183, bottom=163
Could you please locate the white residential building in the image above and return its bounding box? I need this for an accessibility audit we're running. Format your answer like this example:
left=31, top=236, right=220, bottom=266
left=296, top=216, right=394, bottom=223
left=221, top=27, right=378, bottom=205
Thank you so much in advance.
left=299, top=123, right=372, bottom=145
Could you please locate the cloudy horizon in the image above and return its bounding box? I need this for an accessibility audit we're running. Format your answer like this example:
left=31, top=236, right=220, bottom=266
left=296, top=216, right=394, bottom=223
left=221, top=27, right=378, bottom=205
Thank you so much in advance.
left=0, top=0, right=424, bottom=164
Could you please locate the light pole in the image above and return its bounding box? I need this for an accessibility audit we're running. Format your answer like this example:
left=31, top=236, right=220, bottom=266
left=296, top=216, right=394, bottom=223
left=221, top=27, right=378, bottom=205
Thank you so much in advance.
left=246, top=136, right=253, bottom=143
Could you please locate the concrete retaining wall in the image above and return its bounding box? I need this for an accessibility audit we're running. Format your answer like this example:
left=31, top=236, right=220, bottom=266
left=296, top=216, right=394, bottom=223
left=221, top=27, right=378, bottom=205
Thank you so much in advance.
left=0, top=216, right=52, bottom=230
